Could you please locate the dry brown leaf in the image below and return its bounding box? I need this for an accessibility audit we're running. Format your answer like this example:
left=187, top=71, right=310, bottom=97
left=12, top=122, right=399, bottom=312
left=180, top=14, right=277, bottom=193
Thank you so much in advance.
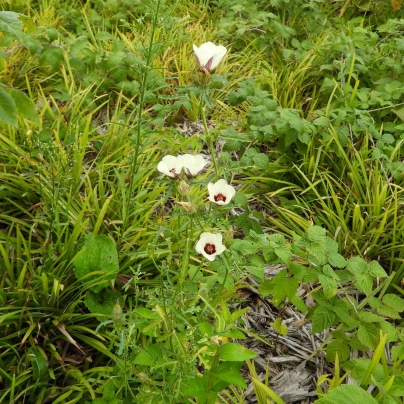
left=391, top=0, right=402, bottom=12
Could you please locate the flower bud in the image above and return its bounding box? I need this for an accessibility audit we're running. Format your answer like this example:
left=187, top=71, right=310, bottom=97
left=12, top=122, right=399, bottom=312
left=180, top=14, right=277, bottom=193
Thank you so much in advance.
left=174, top=201, right=196, bottom=214
left=177, top=180, right=191, bottom=196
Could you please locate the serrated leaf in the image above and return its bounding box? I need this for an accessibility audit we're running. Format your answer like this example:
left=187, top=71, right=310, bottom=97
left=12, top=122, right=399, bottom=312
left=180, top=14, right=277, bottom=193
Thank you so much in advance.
left=380, top=321, right=398, bottom=343
left=328, top=252, right=346, bottom=268
left=383, top=294, right=404, bottom=312
left=39, top=46, right=64, bottom=70
left=318, top=274, right=338, bottom=299
left=0, top=11, right=23, bottom=39
left=234, top=192, right=248, bottom=210
left=326, top=340, right=350, bottom=363
left=376, top=304, right=401, bottom=319
left=219, top=343, right=256, bottom=361
left=307, top=243, right=327, bottom=265
left=7, top=88, right=40, bottom=124
left=389, top=375, right=404, bottom=396
left=312, top=306, right=336, bottom=334
left=368, top=261, right=387, bottom=277
left=270, top=318, right=288, bottom=336
left=357, top=323, right=379, bottom=349
left=306, top=226, right=327, bottom=243
left=0, top=86, right=17, bottom=126
left=358, top=311, right=384, bottom=323
left=325, top=237, right=339, bottom=253
left=354, top=274, right=373, bottom=295
left=314, top=384, right=378, bottom=404
left=346, top=257, right=367, bottom=274
left=274, top=245, right=292, bottom=263
left=391, top=344, right=404, bottom=363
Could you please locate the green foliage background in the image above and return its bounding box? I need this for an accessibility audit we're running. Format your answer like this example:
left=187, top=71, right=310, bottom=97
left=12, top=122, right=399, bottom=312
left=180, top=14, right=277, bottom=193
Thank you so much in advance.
left=1, top=0, right=404, bottom=403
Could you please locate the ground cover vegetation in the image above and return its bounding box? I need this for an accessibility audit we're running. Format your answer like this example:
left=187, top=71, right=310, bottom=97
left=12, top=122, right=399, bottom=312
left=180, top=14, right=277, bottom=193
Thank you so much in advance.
left=1, top=0, right=404, bottom=403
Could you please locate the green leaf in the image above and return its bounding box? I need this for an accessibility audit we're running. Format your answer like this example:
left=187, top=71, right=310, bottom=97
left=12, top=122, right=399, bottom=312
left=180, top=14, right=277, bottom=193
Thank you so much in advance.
left=0, top=11, right=23, bottom=39
left=270, top=318, right=288, bottom=336
left=327, top=252, right=346, bottom=268
left=29, top=348, right=48, bottom=380
left=376, top=304, right=401, bottom=319
left=134, top=307, right=159, bottom=319
left=368, top=261, right=387, bottom=277
left=307, top=243, right=327, bottom=265
left=182, top=375, right=209, bottom=397
left=346, top=257, right=367, bottom=274
left=344, top=358, right=385, bottom=383
left=357, top=323, right=379, bottom=349
left=326, top=340, right=350, bottom=363
left=318, top=274, right=338, bottom=298
left=72, top=235, right=119, bottom=293
left=306, top=226, right=327, bottom=243
left=391, top=343, right=404, bottom=363
left=234, top=192, right=249, bottom=210
left=219, top=343, right=257, bottom=361
left=0, top=86, right=17, bottom=126
left=213, top=362, right=246, bottom=388
left=354, top=274, right=373, bottom=295
left=312, top=306, right=336, bottom=334
left=7, top=88, right=40, bottom=124
left=259, top=269, right=299, bottom=305
left=84, top=290, right=122, bottom=320
left=134, top=345, right=159, bottom=366
left=389, top=375, right=404, bottom=396
left=383, top=294, right=404, bottom=312
left=39, top=46, right=64, bottom=70
left=380, top=321, right=398, bottom=343
left=314, top=385, right=378, bottom=404
left=358, top=312, right=384, bottom=323
left=274, top=245, right=292, bottom=263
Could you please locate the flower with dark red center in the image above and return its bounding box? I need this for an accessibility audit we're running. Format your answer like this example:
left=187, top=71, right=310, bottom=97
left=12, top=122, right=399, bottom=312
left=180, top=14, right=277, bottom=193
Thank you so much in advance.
left=195, top=232, right=226, bottom=261
left=182, top=154, right=207, bottom=177
left=214, top=193, right=226, bottom=202
left=208, top=179, right=236, bottom=206
left=157, top=155, right=185, bottom=178
left=204, top=243, right=216, bottom=255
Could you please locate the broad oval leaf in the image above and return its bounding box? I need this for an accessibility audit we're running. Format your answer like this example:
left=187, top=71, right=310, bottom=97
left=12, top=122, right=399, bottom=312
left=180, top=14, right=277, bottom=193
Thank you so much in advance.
left=219, top=343, right=257, bottom=361
left=72, top=234, right=119, bottom=293
left=314, top=385, right=378, bottom=404
left=0, top=86, right=17, bottom=126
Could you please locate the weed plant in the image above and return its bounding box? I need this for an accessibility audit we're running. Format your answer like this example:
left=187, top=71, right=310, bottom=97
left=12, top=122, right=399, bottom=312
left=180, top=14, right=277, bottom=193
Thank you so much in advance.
left=1, top=0, right=404, bottom=403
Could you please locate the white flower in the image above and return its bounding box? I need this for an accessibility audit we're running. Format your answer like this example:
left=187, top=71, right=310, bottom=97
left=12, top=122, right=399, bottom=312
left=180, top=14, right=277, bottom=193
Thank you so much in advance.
left=182, top=154, right=207, bottom=177
left=157, top=155, right=184, bottom=178
left=208, top=179, right=236, bottom=205
left=195, top=232, right=226, bottom=261
left=193, top=42, right=227, bottom=72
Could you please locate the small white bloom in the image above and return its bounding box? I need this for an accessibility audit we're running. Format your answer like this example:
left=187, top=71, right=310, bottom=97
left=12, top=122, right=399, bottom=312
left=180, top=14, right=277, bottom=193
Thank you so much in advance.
left=208, top=179, right=236, bottom=205
left=182, top=154, right=207, bottom=177
left=157, top=155, right=184, bottom=178
left=195, top=232, right=226, bottom=261
left=193, top=42, right=227, bottom=72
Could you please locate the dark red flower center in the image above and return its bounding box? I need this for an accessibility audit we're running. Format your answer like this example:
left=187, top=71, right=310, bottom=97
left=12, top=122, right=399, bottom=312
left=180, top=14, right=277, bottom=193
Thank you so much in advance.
left=214, top=193, right=226, bottom=202
left=204, top=243, right=216, bottom=255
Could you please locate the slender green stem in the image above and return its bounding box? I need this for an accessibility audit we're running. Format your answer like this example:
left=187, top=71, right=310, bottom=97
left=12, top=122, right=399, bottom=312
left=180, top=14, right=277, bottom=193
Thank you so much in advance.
left=200, top=104, right=219, bottom=179
left=214, top=253, right=231, bottom=306
left=121, top=0, right=161, bottom=244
